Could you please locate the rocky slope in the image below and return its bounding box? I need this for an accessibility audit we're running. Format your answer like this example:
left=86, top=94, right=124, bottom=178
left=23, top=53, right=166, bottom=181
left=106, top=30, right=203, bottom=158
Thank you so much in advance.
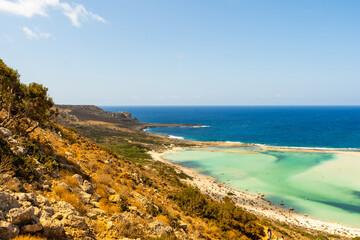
left=55, top=105, right=137, bottom=123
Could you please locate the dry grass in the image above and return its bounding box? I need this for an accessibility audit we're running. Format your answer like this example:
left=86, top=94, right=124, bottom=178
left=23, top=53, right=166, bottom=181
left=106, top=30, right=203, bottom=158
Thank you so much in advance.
left=13, top=235, right=46, bottom=240
left=116, top=221, right=145, bottom=239
left=155, top=215, right=169, bottom=225
left=53, top=185, right=86, bottom=214
left=63, top=175, right=81, bottom=187
left=94, top=173, right=114, bottom=187
left=99, top=198, right=118, bottom=214
left=0, top=155, right=13, bottom=174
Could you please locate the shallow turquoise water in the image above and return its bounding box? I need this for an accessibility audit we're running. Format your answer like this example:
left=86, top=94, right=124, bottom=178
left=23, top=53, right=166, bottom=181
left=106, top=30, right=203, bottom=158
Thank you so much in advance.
left=164, top=148, right=360, bottom=227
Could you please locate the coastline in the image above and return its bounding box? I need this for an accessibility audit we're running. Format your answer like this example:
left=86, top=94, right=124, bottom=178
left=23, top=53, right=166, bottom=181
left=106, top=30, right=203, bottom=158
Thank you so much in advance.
left=149, top=143, right=360, bottom=238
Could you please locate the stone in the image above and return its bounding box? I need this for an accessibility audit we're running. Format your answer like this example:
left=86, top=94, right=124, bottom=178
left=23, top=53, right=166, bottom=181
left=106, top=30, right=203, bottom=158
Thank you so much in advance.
left=35, top=168, right=43, bottom=178
left=62, top=214, right=88, bottom=229
left=81, top=180, right=94, bottom=194
left=128, top=206, right=137, bottom=212
left=109, top=194, right=121, bottom=203
left=39, top=207, right=55, bottom=219
left=21, top=222, right=43, bottom=233
left=7, top=206, right=35, bottom=225
left=11, top=145, right=27, bottom=156
left=78, top=191, right=92, bottom=204
left=86, top=208, right=106, bottom=220
left=105, top=186, right=116, bottom=195
left=58, top=182, right=70, bottom=190
left=72, top=174, right=83, bottom=184
left=36, top=194, right=51, bottom=207
left=52, top=213, right=63, bottom=220
left=0, top=211, right=3, bottom=220
left=55, top=201, right=77, bottom=215
left=0, top=220, right=19, bottom=239
left=106, top=221, right=114, bottom=230
left=110, top=213, right=124, bottom=222
left=149, top=220, right=174, bottom=236
left=91, top=193, right=101, bottom=202
left=33, top=207, right=41, bottom=218
left=179, top=221, right=188, bottom=231
left=43, top=180, right=52, bottom=187
left=0, top=173, right=12, bottom=185
left=15, top=193, right=37, bottom=206
left=0, top=192, right=21, bottom=212
left=0, top=128, right=12, bottom=137
left=40, top=218, right=64, bottom=237
left=8, top=177, right=23, bottom=191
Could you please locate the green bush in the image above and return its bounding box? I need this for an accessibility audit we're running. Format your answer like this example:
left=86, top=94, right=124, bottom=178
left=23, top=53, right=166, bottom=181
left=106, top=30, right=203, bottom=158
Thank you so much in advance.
left=170, top=186, right=265, bottom=239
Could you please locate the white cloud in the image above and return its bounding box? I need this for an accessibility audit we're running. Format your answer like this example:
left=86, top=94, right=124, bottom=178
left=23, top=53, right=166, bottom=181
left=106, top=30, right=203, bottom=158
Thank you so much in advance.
left=23, top=26, right=50, bottom=39
left=0, top=0, right=105, bottom=27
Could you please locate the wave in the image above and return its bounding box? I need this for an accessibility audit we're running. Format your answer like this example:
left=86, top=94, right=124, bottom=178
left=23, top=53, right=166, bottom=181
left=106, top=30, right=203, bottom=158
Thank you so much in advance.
left=225, top=141, right=243, bottom=144
left=168, top=135, right=185, bottom=140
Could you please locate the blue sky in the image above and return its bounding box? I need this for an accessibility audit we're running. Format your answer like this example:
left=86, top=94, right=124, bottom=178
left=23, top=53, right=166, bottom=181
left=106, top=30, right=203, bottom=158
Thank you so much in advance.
left=1, top=0, right=359, bottom=105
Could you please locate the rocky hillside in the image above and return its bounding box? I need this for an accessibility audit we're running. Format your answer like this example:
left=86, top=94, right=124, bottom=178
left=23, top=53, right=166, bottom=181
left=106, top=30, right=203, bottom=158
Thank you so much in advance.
left=1, top=58, right=346, bottom=240
left=55, top=105, right=137, bottom=123
left=0, top=58, right=267, bottom=240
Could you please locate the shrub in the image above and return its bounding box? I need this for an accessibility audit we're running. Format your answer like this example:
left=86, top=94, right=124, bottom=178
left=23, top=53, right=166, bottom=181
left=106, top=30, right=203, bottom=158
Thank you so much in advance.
left=170, top=186, right=265, bottom=239
left=53, top=186, right=86, bottom=214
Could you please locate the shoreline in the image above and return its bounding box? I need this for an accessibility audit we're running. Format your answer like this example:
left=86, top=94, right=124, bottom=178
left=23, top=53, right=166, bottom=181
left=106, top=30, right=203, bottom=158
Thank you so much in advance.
left=149, top=144, right=360, bottom=238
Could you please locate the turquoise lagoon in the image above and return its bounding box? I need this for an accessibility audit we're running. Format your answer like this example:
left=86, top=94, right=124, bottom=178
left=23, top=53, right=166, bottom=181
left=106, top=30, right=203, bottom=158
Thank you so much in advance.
left=164, top=148, right=360, bottom=227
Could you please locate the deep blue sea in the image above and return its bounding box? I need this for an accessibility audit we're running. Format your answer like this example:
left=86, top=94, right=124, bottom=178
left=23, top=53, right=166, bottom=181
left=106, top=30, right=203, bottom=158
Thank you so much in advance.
left=101, top=106, right=360, bottom=149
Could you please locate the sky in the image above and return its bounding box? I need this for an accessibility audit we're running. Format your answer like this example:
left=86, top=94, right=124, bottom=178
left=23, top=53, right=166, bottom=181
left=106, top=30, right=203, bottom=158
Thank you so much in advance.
left=0, top=0, right=359, bottom=106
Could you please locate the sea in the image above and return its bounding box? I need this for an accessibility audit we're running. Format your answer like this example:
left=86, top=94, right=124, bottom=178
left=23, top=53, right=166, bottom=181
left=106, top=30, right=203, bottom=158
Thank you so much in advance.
left=102, top=106, right=360, bottom=149
left=102, top=106, right=360, bottom=226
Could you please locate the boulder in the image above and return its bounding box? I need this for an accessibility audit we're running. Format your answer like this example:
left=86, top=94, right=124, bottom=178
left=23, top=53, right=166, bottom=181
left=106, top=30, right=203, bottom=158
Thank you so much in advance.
left=0, top=192, right=21, bottom=212
left=0, top=221, right=19, bottom=239
left=149, top=220, right=174, bottom=236
left=40, top=218, right=64, bottom=237
left=0, top=128, right=12, bottom=137
left=81, top=180, right=94, bottom=194
left=7, top=206, right=35, bottom=225
left=0, top=211, right=4, bottom=220
left=55, top=201, right=78, bottom=215
left=14, top=193, right=37, bottom=206
left=62, top=214, right=88, bottom=229
left=21, top=222, right=43, bottom=233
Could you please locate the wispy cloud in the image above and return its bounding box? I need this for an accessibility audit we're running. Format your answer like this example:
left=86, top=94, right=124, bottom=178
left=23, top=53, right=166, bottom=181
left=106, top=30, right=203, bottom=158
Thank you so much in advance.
left=3, top=34, right=13, bottom=43
left=22, top=26, right=50, bottom=39
left=0, top=0, right=105, bottom=27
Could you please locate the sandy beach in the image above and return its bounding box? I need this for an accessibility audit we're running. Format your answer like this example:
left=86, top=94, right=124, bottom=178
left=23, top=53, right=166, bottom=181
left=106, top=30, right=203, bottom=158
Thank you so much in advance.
left=149, top=145, right=360, bottom=238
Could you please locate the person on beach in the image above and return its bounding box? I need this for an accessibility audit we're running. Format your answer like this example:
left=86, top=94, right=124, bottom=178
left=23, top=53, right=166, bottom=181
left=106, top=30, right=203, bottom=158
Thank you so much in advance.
left=281, top=236, right=285, bottom=240
left=267, top=228, right=272, bottom=239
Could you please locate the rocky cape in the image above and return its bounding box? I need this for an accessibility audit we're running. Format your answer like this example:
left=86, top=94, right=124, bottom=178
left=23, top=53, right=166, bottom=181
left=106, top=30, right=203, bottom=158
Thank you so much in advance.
left=55, top=105, right=204, bottom=130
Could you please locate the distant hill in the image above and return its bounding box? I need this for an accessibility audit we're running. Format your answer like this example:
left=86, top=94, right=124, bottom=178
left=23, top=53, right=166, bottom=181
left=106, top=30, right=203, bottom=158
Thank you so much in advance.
left=55, top=105, right=137, bottom=123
